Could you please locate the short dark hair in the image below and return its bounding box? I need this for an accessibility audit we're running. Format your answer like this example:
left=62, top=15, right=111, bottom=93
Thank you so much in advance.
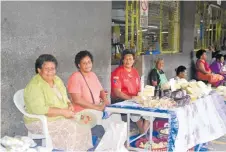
left=121, top=49, right=135, bottom=60
left=175, top=65, right=186, bottom=76
left=224, top=55, right=226, bottom=60
left=196, top=49, right=206, bottom=59
left=35, top=54, right=58, bottom=73
left=216, top=54, right=223, bottom=61
left=74, top=50, right=93, bottom=69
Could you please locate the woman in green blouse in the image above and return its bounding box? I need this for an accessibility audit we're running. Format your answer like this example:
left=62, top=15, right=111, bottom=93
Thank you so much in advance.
left=24, top=54, right=92, bottom=151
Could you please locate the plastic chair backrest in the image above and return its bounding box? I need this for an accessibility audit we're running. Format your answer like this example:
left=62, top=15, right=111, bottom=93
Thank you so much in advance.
left=13, top=89, right=27, bottom=115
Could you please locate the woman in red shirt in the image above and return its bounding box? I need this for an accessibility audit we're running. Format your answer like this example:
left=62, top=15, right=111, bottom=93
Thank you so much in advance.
left=111, top=50, right=149, bottom=133
left=111, top=51, right=140, bottom=102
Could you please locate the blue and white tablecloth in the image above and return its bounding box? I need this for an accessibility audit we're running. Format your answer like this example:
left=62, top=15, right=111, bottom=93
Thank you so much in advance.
left=106, top=93, right=226, bottom=152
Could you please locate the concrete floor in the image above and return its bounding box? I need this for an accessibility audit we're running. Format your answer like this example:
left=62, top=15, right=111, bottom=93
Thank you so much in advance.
left=208, top=135, right=226, bottom=151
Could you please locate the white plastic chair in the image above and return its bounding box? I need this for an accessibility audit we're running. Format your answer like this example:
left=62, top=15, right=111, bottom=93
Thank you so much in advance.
left=13, top=89, right=53, bottom=151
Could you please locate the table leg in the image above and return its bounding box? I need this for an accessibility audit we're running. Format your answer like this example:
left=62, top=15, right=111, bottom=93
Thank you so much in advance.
left=168, top=119, right=171, bottom=152
left=149, top=116, right=154, bottom=151
left=127, top=113, right=131, bottom=148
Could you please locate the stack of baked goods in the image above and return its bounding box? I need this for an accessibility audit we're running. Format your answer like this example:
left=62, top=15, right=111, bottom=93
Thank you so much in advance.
left=215, top=86, right=226, bottom=100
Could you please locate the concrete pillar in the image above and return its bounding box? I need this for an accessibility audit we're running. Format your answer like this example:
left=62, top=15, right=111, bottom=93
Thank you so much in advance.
left=180, top=1, right=196, bottom=54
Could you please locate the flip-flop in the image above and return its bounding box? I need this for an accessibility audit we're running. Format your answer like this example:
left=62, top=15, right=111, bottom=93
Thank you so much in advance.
left=73, top=110, right=97, bottom=128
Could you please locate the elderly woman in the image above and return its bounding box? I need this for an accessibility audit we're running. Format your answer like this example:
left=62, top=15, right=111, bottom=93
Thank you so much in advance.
left=67, top=50, right=121, bottom=131
left=196, top=49, right=224, bottom=87
left=210, top=54, right=226, bottom=80
left=148, top=58, right=169, bottom=90
left=24, top=54, right=92, bottom=151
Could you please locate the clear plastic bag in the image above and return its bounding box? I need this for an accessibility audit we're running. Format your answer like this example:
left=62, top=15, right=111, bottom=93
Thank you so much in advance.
left=95, top=122, right=128, bottom=152
left=0, top=136, right=37, bottom=152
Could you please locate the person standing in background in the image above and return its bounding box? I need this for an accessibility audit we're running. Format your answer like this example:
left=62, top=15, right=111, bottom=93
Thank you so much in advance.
left=221, top=37, right=226, bottom=51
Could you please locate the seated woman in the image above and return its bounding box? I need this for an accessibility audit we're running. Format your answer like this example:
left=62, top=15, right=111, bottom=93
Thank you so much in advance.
left=111, top=50, right=140, bottom=103
left=196, top=49, right=224, bottom=87
left=24, top=54, right=92, bottom=151
left=171, top=65, right=189, bottom=90
left=175, top=65, right=187, bottom=81
left=111, top=50, right=149, bottom=133
left=67, top=50, right=121, bottom=131
left=148, top=58, right=169, bottom=130
left=210, top=54, right=226, bottom=80
left=148, top=58, right=170, bottom=91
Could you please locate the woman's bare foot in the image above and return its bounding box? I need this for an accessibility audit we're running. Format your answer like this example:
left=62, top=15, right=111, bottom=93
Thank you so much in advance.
left=143, top=120, right=150, bottom=133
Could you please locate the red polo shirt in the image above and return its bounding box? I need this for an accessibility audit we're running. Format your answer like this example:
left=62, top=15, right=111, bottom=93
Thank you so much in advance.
left=111, top=66, right=140, bottom=98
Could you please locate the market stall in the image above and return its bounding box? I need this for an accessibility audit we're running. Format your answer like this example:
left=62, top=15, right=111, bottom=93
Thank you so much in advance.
left=105, top=80, right=226, bottom=152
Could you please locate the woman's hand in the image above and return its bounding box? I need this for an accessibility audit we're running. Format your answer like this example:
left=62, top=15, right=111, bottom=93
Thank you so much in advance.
left=61, top=109, right=75, bottom=119
left=207, top=71, right=211, bottom=74
left=67, top=102, right=75, bottom=112
left=95, top=104, right=106, bottom=111
left=103, top=99, right=110, bottom=106
left=131, top=96, right=138, bottom=99
left=152, top=80, right=158, bottom=86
